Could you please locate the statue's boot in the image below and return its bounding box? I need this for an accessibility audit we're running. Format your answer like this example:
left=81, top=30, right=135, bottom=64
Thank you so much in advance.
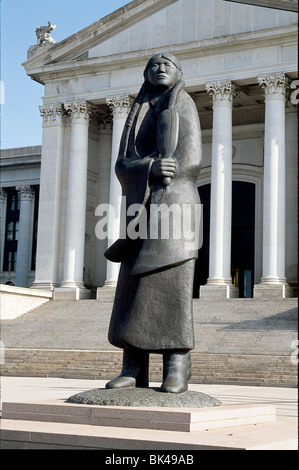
left=105, top=347, right=149, bottom=389
left=161, top=350, right=191, bottom=393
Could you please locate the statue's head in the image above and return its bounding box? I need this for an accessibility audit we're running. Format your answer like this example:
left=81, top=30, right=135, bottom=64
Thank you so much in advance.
left=144, top=52, right=183, bottom=90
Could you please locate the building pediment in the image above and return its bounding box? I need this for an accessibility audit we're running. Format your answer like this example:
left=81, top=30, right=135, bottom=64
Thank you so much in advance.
left=21, top=0, right=297, bottom=115
left=23, top=0, right=179, bottom=68
left=23, top=0, right=297, bottom=86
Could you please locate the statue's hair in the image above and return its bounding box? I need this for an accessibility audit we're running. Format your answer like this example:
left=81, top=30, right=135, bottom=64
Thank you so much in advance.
left=167, top=78, right=185, bottom=109
left=126, top=81, right=148, bottom=129
left=126, top=76, right=184, bottom=131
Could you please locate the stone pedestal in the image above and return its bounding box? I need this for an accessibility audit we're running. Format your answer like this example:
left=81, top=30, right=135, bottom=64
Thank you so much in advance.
left=254, top=283, right=293, bottom=299
left=96, top=286, right=115, bottom=299
left=27, top=44, right=53, bottom=60
left=53, top=287, right=91, bottom=301
left=2, top=397, right=277, bottom=434
left=200, top=284, right=239, bottom=299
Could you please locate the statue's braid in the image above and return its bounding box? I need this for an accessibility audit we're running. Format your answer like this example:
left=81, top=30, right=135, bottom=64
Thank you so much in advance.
left=167, top=79, right=185, bottom=110
left=126, top=81, right=148, bottom=129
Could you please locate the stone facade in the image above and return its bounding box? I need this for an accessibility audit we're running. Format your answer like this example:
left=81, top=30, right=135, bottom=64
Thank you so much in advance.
left=0, top=146, right=41, bottom=287
left=0, top=0, right=297, bottom=298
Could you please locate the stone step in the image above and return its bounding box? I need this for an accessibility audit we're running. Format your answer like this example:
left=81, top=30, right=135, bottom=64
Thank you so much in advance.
left=1, top=298, right=297, bottom=354
left=0, top=285, right=53, bottom=319
left=1, top=377, right=297, bottom=450
left=1, top=296, right=297, bottom=385
left=1, top=348, right=297, bottom=386
left=3, top=295, right=298, bottom=322
left=1, top=400, right=276, bottom=432
left=1, top=414, right=297, bottom=450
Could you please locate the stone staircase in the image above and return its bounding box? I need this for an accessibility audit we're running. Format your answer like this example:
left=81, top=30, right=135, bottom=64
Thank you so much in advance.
left=1, top=289, right=297, bottom=386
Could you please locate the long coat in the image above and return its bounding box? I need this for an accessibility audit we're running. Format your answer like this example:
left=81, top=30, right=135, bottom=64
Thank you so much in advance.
left=105, top=86, right=202, bottom=351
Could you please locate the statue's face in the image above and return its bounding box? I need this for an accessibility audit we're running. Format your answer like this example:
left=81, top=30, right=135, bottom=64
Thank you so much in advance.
left=147, top=57, right=181, bottom=90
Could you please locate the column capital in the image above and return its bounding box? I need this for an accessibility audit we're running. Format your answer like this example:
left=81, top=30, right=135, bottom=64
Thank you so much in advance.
left=205, top=81, right=237, bottom=105
left=16, top=185, right=34, bottom=201
left=39, top=103, right=64, bottom=123
left=106, top=95, right=133, bottom=119
left=64, top=101, right=95, bottom=121
left=0, top=188, right=7, bottom=203
left=257, top=73, right=288, bottom=101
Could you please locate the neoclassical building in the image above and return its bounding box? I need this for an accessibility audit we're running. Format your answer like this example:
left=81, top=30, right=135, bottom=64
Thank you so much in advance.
left=1, top=0, right=298, bottom=299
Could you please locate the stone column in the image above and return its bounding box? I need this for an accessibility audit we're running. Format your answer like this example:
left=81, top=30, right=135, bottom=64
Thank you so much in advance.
left=58, top=101, right=93, bottom=298
left=254, top=73, right=292, bottom=298
left=14, top=185, right=35, bottom=287
left=0, top=188, right=7, bottom=273
left=200, top=81, right=238, bottom=298
left=32, top=104, right=64, bottom=290
left=103, top=95, right=132, bottom=288
left=94, top=114, right=113, bottom=288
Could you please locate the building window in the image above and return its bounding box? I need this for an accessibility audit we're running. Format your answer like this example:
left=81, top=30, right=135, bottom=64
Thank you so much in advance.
left=31, top=186, right=39, bottom=271
left=6, top=251, right=17, bottom=272
left=3, top=189, right=20, bottom=271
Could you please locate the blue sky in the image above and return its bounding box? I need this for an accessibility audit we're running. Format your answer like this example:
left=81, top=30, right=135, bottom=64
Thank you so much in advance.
left=0, top=0, right=129, bottom=149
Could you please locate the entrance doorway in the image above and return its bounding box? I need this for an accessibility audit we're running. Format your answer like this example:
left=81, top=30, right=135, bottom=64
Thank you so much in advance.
left=231, top=181, right=255, bottom=298
left=193, top=184, right=210, bottom=298
left=194, top=181, right=255, bottom=298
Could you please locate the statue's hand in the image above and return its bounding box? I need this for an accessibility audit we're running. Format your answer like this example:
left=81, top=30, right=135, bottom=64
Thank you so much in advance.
left=151, top=158, right=176, bottom=182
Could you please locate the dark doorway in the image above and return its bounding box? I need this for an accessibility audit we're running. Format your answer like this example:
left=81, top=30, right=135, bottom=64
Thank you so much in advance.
left=231, top=182, right=255, bottom=298
left=193, top=181, right=255, bottom=298
left=193, top=184, right=210, bottom=298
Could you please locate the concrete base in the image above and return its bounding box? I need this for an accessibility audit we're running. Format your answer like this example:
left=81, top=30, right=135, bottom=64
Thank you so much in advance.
left=2, top=400, right=276, bottom=433
left=31, top=281, right=56, bottom=291
left=53, top=287, right=91, bottom=300
left=2, top=417, right=297, bottom=450
left=2, top=399, right=297, bottom=450
left=67, top=387, right=222, bottom=410
left=96, top=286, right=115, bottom=299
left=254, top=283, right=294, bottom=298
left=102, top=281, right=117, bottom=288
left=27, top=44, right=53, bottom=60
left=200, top=284, right=239, bottom=299
left=1, top=377, right=297, bottom=450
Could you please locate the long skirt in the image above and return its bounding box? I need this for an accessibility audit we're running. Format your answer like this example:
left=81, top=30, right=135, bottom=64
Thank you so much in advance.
left=108, top=240, right=195, bottom=351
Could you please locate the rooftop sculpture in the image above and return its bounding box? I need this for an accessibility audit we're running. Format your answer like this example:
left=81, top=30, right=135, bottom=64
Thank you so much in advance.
left=36, top=21, right=56, bottom=46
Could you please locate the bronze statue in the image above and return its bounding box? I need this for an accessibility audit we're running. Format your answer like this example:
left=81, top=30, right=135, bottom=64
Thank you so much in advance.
left=105, top=53, right=202, bottom=393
